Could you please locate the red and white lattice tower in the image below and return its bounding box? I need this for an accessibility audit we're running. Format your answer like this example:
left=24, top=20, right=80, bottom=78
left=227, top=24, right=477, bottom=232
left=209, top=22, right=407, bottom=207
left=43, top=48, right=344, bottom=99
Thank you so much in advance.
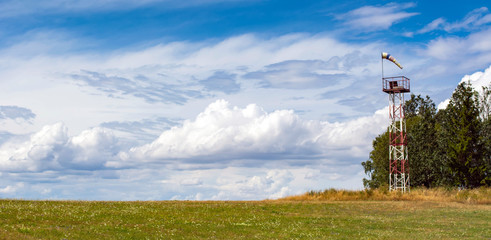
left=382, top=76, right=410, bottom=192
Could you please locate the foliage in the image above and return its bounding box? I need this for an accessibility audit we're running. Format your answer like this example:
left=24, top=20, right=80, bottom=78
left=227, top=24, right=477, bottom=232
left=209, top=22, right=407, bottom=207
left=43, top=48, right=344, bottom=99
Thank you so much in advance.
left=361, top=131, right=389, bottom=189
left=478, top=85, right=490, bottom=121
left=440, top=82, right=486, bottom=188
left=406, top=95, right=439, bottom=187
left=478, top=85, right=491, bottom=185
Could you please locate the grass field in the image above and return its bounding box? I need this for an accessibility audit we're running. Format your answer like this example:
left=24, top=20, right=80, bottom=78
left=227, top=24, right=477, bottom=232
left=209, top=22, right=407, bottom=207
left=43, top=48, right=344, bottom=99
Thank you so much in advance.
left=0, top=189, right=490, bottom=239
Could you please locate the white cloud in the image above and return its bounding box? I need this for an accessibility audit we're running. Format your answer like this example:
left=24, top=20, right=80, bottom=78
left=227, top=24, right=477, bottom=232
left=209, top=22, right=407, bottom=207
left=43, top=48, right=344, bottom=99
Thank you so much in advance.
left=437, top=99, right=450, bottom=110
left=339, top=3, right=418, bottom=31
left=417, top=7, right=491, bottom=35
left=444, top=7, right=491, bottom=32
left=437, top=64, right=491, bottom=109
left=458, top=65, right=491, bottom=94
left=211, top=169, right=294, bottom=200
left=0, top=123, right=119, bottom=172
left=418, top=18, right=446, bottom=34
left=0, top=123, right=68, bottom=171
left=179, top=178, right=203, bottom=186
left=0, top=105, right=36, bottom=121
left=245, top=60, right=347, bottom=89
left=64, top=127, right=119, bottom=169
left=120, top=99, right=387, bottom=167
left=423, top=27, right=491, bottom=74
left=122, top=100, right=319, bottom=161
left=0, top=183, right=23, bottom=194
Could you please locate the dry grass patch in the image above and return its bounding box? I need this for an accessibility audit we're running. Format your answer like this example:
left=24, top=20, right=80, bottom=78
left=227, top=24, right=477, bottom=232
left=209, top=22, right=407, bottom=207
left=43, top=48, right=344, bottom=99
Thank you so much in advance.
left=280, top=187, right=491, bottom=204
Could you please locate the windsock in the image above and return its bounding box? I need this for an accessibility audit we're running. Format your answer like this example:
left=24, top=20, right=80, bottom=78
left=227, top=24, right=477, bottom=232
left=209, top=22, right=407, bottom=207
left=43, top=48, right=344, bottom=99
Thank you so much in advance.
left=382, top=52, right=403, bottom=69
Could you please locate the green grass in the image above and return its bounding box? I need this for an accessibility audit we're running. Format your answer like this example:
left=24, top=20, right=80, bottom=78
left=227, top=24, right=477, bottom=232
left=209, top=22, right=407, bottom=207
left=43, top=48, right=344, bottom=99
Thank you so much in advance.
left=0, top=198, right=490, bottom=239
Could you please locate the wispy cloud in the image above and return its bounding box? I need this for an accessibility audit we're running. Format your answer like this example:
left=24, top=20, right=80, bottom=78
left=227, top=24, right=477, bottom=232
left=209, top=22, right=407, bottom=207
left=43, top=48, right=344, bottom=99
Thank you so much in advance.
left=418, top=7, right=491, bottom=34
left=199, top=71, right=240, bottom=94
left=425, top=27, right=491, bottom=70
left=338, top=3, right=418, bottom=32
left=0, top=106, right=35, bottom=122
left=245, top=60, right=347, bottom=89
left=100, top=117, right=180, bottom=144
left=418, top=17, right=446, bottom=34
left=0, top=0, right=247, bottom=18
left=71, top=70, right=204, bottom=104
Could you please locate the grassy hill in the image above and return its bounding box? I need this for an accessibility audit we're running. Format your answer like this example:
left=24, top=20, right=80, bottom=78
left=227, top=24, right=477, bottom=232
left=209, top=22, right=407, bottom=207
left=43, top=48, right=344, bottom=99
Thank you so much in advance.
left=0, top=188, right=489, bottom=239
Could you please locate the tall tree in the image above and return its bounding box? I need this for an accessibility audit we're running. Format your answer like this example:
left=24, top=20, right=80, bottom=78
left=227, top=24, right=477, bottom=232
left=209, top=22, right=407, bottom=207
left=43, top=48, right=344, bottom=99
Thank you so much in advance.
left=439, top=81, right=485, bottom=188
left=406, top=95, right=439, bottom=187
left=478, top=85, right=491, bottom=185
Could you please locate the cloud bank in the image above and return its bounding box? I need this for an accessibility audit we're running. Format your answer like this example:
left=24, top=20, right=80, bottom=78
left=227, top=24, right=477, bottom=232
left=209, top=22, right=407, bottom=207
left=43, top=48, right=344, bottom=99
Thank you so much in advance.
left=116, top=99, right=387, bottom=169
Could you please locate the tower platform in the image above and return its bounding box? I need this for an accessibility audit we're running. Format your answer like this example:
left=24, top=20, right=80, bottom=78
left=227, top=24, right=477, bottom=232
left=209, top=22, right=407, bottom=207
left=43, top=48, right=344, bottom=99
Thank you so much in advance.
left=382, top=76, right=410, bottom=93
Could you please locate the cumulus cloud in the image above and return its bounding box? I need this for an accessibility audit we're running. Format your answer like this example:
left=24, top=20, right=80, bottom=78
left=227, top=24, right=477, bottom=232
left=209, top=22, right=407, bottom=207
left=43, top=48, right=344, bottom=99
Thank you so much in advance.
left=64, top=127, right=119, bottom=169
left=120, top=99, right=387, bottom=167
left=437, top=64, right=491, bottom=109
left=0, top=123, right=68, bottom=172
left=338, top=3, right=418, bottom=31
left=0, top=123, right=120, bottom=172
left=121, top=100, right=320, bottom=162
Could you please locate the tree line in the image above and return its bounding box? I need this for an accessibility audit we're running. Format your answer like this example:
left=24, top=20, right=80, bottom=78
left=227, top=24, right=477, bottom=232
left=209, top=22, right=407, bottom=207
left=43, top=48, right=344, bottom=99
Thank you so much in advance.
left=362, top=81, right=490, bottom=189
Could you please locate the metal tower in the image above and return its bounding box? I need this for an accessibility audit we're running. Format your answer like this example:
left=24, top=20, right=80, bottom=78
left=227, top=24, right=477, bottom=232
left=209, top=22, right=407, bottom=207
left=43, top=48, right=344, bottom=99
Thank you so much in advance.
left=382, top=76, right=410, bottom=192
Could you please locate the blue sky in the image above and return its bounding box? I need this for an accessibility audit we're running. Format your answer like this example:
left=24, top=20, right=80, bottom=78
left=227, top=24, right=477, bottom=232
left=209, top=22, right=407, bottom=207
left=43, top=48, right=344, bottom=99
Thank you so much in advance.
left=0, top=0, right=490, bottom=200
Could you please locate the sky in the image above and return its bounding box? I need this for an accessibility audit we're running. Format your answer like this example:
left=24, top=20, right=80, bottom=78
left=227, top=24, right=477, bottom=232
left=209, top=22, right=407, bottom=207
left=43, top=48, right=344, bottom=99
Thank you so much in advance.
left=0, top=0, right=490, bottom=200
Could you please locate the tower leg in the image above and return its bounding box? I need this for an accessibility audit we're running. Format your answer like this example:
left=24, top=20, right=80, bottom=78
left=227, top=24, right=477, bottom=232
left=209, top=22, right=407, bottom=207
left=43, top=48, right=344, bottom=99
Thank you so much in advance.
left=388, top=92, right=409, bottom=192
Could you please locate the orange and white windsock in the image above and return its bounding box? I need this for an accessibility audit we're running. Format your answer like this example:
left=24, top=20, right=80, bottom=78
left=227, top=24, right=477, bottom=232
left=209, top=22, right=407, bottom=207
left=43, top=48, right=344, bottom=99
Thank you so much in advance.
left=382, top=52, right=403, bottom=69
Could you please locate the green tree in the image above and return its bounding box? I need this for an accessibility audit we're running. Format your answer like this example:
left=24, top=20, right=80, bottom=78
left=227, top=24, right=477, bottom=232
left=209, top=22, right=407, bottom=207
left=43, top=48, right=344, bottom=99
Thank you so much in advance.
left=478, top=85, right=491, bottom=185
left=478, top=85, right=490, bottom=121
left=406, top=95, right=439, bottom=187
left=439, top=81, right=485, bottom=188
left=480, top=116, right=491, bottom=186
left=362, top=131, right=389, bottom=189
